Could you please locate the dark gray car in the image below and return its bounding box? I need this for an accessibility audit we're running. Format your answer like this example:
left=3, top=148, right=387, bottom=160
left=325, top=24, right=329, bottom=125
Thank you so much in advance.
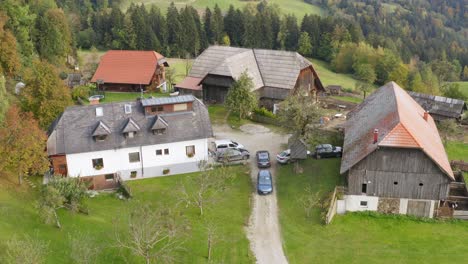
left=257, top=170, right=273, bottom=195
left=217, top=148, right=250, bottom=163
left=256, top=150, right=271, bottom=168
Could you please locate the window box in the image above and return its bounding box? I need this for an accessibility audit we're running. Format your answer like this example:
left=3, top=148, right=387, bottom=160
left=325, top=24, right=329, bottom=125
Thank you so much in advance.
left=92, top=158, right=104, bottom=170
left=186, top=145, right=195, bottom=158
left=163, top=169, right=170, bottom=175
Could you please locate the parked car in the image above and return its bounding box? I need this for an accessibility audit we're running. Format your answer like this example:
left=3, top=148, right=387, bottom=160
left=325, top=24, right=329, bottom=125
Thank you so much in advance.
left=313, top=144, right=342, bottom=159
left=256, top=150, right=271, bottom=168
left=257, top=170, right=273, bottom=195
left=213, top=139, right=245, bottom=153
left=217, top=148, right=250, bottom=163
left=276, top=149, right=311, bottom=164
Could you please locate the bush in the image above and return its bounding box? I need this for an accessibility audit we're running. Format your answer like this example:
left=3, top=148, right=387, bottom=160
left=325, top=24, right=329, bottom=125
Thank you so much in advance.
left=71, top=84, right=93, bottom=101
left=59, top=72, right=68, bottom=80
left=253, top=107, right=276, bottom=119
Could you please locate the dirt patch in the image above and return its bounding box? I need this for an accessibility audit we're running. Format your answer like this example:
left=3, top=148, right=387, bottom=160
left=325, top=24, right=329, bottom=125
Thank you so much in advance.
left=212, top=124, right=289, bottom=264
left=240, top=124, right=271, bottom=134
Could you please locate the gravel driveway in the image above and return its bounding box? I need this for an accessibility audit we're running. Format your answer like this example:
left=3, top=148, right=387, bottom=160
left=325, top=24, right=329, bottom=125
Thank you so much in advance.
left=213, top=123, right=289, bottom=264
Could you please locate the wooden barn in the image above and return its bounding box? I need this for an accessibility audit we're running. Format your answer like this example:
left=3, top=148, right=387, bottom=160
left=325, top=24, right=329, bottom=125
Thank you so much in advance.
left=176, top=46, right=325, bottom=110
left=91, top=50, right=169, bottom=92
left=408, top=91, right=467, bottom=122
left=340, top=82, right=454, bottom=218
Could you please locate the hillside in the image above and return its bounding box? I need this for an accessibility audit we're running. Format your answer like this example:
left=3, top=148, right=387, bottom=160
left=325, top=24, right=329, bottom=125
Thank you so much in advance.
left=123, top=0, right=324, bottom=17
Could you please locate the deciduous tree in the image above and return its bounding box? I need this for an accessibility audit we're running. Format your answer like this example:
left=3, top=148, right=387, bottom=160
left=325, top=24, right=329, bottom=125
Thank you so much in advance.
left=21, top=60, right=72, bottom=128
left=298, top=32, right=312, bottom=57
left=115, top=204, right=184, bottom=264
left=0, top=105, right=48, bottom=184
left=225, top=71, right=257, bottom=120
left=2, top=235, right=49, bottom=264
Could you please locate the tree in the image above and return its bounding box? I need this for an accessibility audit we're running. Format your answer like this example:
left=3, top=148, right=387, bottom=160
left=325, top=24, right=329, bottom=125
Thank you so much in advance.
left=225, top=71, right=257, bottom=120
left=34, top=8, right=72, bottom=64
left=298, top=32, right=312, bottom=57
left=221, top=34, right=230, bottom=46
left=115, top=204, right=184, bottom=264
left=437, top=119, right=459, bottom=145
left=2, top=235, right=48, bottom=264
left=463, top=66, right=468, bottom=81
left=353, top=63, right=376, bottom=84
left=212, top=4, right=224, bottom=44
left=0, top=13, right=21, bottom=77
left=356, top=81, right=372, bottom=99
left=164, top=67, right=176, bottom=92
left=297, top=186, right=321, bottom=218
left=178, top=162, right=233, bottom=216
left=442, top=83, right=467, bottom=101
left=21, top=60, right=73, bottom=128
left=69, top=232, right=101, bottom=264
left=388, top=63, right=409, bottom=88
left=37, top=176, right=89, bottom=228
left=0, top=74, right=8, bottom=122
left=278, top=92, right=324, bottom=138
left=0, top=106, right=49, bottom=184
left=203, top=7, right=213, bottom=44
left=410, top=72, right=426, bottom=93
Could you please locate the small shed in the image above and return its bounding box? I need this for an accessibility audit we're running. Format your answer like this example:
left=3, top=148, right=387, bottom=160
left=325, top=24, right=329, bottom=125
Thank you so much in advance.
left=327, top=85, right=342, bottom=95
left=288, top=136, right=309, bottom=160
left=67, top=73, right=83, bottom=88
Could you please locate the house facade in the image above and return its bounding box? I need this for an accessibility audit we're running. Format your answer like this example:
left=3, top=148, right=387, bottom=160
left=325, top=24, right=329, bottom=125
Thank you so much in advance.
left=176, top=46, right=325, bottom=110
left=91, top=50, right=169, bottom=92
left=340, top=82, right=454, bottom=218
left=47, top=95, right=212, bottom=189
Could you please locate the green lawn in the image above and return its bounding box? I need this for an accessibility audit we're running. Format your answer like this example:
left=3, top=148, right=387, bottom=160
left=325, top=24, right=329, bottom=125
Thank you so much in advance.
left=451, top=82, right=468, bottom=98
left=330, top=95, right=363, bottom=104
left=445, top=141, right=468, bottom=161
left=208, top=105, right=252, bottom=128
left=310, top=59, right=362, bottom=91
left=277, top=158, right=468, bottom=264
left=100, top=91, right=170, bottom=103
left=123, top=0, right=324, bottom=18
left=0, top=167, right=253, bottom=263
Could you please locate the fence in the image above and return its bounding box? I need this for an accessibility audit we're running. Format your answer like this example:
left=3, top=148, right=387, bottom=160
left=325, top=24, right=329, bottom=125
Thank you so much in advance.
left=324, top=186, right=346, bottom=225
left=451, top=160, right=468, bottom=172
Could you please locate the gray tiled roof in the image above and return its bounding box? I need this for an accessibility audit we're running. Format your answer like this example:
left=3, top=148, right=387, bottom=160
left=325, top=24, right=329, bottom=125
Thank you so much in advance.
left=188, top=46, right=314, bottom=91
left=408, top=91, right=466, bottom=119
left=141, top=95, right=195, bottom=107
left=47, top=97, right=213, bottom=155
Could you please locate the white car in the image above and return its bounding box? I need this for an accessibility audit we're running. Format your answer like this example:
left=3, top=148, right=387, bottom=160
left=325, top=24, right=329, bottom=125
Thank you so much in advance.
left=276, top=149, right=311, bottom=164
left=213, top=139, right=245, bottom=153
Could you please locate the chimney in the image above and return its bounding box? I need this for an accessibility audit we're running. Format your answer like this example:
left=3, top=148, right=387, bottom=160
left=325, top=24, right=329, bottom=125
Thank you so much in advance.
left=423, top=111, right=429, bottom=121
left=89, top=98, right=100, bottom=105
left=373, top=129, right=379, bottom=144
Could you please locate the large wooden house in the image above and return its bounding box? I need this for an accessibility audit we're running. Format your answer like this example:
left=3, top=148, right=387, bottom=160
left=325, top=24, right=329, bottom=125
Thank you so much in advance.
left=340, top=82, right=454, bottom=218
left=91, top=50, right=169, bottom=92
left=176, top=46, right=325, bottom=110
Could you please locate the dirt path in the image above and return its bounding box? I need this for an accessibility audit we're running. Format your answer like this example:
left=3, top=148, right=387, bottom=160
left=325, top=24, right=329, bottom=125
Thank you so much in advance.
left=212, top=124, right=289, bottom=264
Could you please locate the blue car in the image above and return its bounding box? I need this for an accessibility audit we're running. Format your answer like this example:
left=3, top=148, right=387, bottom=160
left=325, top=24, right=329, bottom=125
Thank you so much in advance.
left=257, top=170, right=273, bottom=195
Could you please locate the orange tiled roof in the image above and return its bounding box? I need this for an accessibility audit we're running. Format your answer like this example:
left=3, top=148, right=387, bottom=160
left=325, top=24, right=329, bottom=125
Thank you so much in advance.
left=341, top=82, right=454, bottom=180
left=91, top=50, right=165, bottom=85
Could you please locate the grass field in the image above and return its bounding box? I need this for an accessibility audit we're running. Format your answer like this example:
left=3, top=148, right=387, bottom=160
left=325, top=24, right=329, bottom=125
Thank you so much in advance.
left=0, top=168, right=253, bottom=263
left=451, top=81, right=468, bottom=98
left=310, top=59, right=361, bottom=91
left=445, top=141, right=468, bottom=161
left=123, top=0, right=324, bottom=18
left=330, top=95, right=363, bottom=104
left=277, top=158, right=468, bottom=264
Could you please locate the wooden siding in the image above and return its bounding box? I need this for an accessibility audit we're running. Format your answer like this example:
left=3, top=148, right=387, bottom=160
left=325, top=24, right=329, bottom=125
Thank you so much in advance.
left=347, top=148, right=451, bottom=200
left=50, top=155, right=68, bottom=176
left=259, top=87, right=290, bottom=100
left=294, top=67, right=315, bottom=91
left=144, top=102, right=193, bottom=115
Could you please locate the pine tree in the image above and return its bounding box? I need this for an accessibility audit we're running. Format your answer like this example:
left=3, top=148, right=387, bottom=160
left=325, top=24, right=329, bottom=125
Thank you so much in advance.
left=224, top=5, right=243, bottom=47
left=166, top=2, right=182, bottom=56
left=298, top=32, right=312, bottom=57
left=212, top=4, right=224, bottom=44
left=203, top=7, right=213, bottom=44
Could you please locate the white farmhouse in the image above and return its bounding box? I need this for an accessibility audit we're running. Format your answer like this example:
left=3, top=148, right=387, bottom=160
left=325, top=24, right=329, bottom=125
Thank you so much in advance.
left=47, top=95, right=213, bottom=189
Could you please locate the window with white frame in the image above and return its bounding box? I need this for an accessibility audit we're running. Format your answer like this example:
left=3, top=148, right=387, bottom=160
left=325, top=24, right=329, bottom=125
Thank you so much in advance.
left=186, top=145, right=195, bottom=157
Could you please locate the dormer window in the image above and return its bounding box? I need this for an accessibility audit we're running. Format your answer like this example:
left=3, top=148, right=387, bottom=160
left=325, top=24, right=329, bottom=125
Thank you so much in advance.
left=153, top=128, right=166, bottom=135
left=94, top=135, right=107, bottom=141
left=151, top=116, right=168, bottom=135
left=92, top=121, right=111, bottom=142
left=122, top=118, right=140, bottom=139
left=126, top=131, right=135, bottom=138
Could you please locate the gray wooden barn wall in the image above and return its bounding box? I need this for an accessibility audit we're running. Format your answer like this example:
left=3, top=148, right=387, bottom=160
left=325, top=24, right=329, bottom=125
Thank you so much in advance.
left=347, top=148, right=451, bottom=200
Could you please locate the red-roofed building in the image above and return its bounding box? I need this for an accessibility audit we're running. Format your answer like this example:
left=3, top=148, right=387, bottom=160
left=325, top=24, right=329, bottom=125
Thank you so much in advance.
left=339, top=82, right=455, bottom=218
left=91, top=50, right=169, bottom=92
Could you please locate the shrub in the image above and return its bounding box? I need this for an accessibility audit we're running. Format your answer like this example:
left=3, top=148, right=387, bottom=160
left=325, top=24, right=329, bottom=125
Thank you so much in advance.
left=59, top=72, right=68, bottom=80
left=253, top=107, right=276, bottom=119
left=163, top=168, right=170, bottom=175
left=71, top=85, right=92, bottom=100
